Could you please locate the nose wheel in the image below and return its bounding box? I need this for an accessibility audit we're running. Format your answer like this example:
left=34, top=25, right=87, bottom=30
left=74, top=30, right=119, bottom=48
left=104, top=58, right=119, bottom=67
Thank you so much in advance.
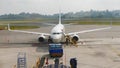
left=48, top=39, right=53, bottom=43
left=48, top=36, right=53, bottom=43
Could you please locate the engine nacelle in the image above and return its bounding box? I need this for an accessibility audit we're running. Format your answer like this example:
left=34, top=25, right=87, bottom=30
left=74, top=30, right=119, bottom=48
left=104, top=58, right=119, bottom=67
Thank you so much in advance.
left=38, top=35, right=46, bottom=42
left=71, top=35, right=79, bottom=42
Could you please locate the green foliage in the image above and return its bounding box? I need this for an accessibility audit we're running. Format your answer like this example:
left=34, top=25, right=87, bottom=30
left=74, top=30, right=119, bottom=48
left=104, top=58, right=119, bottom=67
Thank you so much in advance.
left=1, top=10, right=120, bottom=20
left=64, top=18, right=120, bottom=25
left=0, top=25, right=39, bottom=30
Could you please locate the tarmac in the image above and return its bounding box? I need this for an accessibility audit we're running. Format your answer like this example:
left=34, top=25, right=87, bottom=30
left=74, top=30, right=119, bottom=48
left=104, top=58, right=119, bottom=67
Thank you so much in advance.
left=0, top=25, right=120, bottom=68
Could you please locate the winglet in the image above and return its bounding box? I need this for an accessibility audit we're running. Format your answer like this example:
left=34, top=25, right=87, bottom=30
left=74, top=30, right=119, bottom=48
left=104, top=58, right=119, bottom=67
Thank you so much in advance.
left=8, top=24, right=10, bottom=30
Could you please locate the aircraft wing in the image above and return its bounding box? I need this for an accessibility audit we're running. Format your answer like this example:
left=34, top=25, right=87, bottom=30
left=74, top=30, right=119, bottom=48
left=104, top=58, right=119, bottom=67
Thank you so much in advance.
left=68, top=27, right=111, bottom=35
left=8, top=24, right=50, bottom=36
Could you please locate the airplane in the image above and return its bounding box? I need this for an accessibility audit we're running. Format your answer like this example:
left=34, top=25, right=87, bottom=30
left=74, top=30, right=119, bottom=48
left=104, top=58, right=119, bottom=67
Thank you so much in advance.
left=7, top=13, right=111, bottom=44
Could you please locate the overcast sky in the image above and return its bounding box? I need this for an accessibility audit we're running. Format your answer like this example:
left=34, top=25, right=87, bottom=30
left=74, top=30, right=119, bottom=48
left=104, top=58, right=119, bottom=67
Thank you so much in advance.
left=0, top=0, right=120, bottom=15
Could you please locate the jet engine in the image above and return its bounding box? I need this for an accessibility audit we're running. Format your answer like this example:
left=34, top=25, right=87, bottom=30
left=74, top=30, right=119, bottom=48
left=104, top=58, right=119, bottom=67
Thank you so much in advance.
left=71, top=34, right=79, bottom=42
left=38, top=35, right=46, bottom=42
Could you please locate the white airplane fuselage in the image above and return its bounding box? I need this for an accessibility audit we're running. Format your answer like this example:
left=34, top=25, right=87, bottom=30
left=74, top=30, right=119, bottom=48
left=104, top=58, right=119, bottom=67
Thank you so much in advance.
left=50, top=23, right=65, bottom=43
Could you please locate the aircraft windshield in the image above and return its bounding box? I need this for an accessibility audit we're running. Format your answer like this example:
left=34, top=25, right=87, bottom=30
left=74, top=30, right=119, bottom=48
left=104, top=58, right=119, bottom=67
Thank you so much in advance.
left=53, top=32, right=61, bottom=35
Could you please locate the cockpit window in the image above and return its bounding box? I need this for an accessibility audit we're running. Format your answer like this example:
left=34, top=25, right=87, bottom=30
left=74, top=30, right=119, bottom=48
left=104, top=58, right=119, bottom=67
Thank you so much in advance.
left=53, top=32, right=61, bottom=35
left=57, top=33, right=60, bottom=34
left=53, top=33, right=56, bottom=34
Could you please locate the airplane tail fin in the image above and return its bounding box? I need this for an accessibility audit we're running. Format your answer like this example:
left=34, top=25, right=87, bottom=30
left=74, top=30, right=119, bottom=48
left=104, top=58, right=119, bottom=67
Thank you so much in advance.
left=58, top=0, right=62, bottom=24
left=8, top=24, right=11, bottom=30
left=59, top=11, right=61, bottom=24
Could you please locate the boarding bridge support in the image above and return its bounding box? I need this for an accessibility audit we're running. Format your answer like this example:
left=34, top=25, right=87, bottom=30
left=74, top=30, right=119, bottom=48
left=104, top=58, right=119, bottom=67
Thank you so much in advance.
left=17, top=52, right=27, bottom=68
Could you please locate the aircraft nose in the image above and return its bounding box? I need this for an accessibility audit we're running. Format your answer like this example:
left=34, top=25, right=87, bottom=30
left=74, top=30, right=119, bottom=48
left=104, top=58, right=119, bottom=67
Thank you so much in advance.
left=52, top=35, right=61, bottom=43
